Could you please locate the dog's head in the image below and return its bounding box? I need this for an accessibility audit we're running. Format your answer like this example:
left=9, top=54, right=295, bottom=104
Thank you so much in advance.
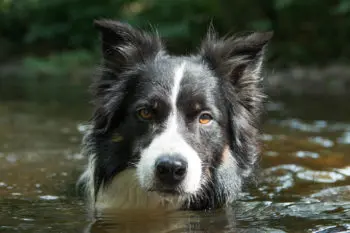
left=89, top=20, right=272, bottom=207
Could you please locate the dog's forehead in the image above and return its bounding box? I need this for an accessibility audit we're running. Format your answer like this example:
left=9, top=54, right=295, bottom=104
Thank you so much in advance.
left=181, top=61, right=217, bottom=88
left=141, top=56, right=217, bottom=94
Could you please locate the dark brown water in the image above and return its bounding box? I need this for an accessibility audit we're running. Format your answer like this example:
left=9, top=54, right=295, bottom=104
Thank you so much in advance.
left=1, top=95, right=350, bottom=233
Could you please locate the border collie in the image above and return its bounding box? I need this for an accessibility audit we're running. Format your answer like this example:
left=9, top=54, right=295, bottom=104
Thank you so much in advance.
left=78, top=19, right=272, bottom=212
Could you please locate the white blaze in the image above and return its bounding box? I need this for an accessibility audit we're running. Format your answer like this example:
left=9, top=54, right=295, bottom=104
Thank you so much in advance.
left=137, top=62, right=202, bottom=193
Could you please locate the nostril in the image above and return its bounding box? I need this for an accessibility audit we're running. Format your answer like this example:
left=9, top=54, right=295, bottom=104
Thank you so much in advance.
left=156, top=162, right=170, bottom=175
left=172, top=160, right=187, bottom=178
left=174, top=166, right=186, bottom=177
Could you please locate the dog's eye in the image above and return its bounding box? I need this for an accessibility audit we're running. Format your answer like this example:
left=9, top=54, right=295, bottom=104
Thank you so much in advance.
left=137, top=108, right=153, bottom=120
left=199, top=113, right=213, bottom=124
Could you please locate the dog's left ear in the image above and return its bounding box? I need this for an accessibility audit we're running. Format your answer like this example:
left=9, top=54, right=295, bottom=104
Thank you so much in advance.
left=200, top=29, right=273, bottom=108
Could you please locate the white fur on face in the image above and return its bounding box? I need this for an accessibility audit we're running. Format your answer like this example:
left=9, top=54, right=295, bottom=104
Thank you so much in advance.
left=137, top=62, right=203, bottom=194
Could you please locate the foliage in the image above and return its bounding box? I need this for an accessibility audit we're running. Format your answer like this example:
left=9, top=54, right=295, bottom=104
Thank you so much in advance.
left=1, top=0, right=350, bottom=66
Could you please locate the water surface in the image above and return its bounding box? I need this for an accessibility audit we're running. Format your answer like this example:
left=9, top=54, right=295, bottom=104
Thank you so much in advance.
left=1, top=96, right=350, bottom=233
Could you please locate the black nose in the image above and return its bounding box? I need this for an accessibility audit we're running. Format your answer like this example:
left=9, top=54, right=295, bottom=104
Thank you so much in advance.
left=155, top=155, right=188, bottom=186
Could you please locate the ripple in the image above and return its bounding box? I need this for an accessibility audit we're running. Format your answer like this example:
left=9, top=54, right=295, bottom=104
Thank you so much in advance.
left=270, top=118, right=350, bottom=133
left=77, top=123, right=91, bottom=134
left=11, top=193, right=22, bottom=196
left=6, top=153, right=18, bottom=163
left=65, top=153, right=84, bottom=160
left=261, top=134, right=273, bottom=141
left=310, top=186, right=350, bottom=201
left=297, top=170, right=346, bottom=183
left=277, top=119, right=327, bottom=132
left=265, top=151, right=279, bottom=157
left=337, top=131, right=350, bottom=145
left=267, top=164, right=305, bottom=173
left=266, top=102, right=284, bottom=111
left=335, top=166, right=350, bottom=176
left=328, top=123, right=350, bottom=132
left=39, top=195, right=59, bottom=201
left=313, top=224, right=350, bottom=233
left=263, top=166, right=297, bottom=194
left=295, top=151, right=320, bottom=159
left=308, top=137, right=334, bottom=148
left=236, top=201, right=350, bottom=225
left=22, top=218, right=35, bottom=222
left=272, top=173, right=294, bottom=193
left=60, top=127, right=71, bottom=134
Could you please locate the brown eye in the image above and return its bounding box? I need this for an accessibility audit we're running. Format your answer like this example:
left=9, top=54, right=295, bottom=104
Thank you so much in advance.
left=138, top=108, right=153, bottom=120
left=199, top=113, right=213, bottom=124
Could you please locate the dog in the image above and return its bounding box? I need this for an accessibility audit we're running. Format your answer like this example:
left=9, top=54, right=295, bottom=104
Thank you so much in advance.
left=78, top=19, right=272, bottom=213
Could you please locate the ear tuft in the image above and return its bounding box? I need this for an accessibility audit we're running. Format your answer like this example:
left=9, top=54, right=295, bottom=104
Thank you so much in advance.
left=94, top=19, right=163, bottom=72
left=200, top=30, right=273, bottom=80
left=232, top=31, right=273, bottom=55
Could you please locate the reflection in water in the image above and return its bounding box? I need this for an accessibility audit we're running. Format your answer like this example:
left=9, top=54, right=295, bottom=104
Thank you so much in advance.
left=1, top=97, right=350, bottom=233
left=83, top=201, right=350, bottom=233
left=85, top=210, right=236, bottom=233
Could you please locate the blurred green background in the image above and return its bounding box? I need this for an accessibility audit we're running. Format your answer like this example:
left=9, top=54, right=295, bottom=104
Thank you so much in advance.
left=1, top=0, right=350, bottom=102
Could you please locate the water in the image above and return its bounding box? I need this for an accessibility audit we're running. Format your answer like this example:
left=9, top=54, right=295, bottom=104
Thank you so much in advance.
left=1, top=95, right=350, bottom=233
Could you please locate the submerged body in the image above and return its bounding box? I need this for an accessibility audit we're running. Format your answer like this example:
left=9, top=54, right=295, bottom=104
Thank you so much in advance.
left=78, top=20, right=272, bottom=213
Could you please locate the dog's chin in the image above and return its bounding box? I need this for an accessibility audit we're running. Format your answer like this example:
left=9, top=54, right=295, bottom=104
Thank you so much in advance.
left=152, top=189, right=185, bottom=198
left=146, top=185, right=197, bottom=201
left=148, top=187, right=182, bottom=197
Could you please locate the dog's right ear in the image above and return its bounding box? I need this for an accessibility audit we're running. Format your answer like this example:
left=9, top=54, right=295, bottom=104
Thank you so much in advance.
left=94, top=20, right=163, bottom=73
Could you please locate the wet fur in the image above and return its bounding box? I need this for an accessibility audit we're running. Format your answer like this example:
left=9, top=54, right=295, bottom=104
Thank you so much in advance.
left=78, top=20, right=272, bottom=212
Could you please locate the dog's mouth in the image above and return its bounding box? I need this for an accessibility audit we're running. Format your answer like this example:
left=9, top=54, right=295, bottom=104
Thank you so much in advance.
left=148, top=187, right=183, bottom=196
